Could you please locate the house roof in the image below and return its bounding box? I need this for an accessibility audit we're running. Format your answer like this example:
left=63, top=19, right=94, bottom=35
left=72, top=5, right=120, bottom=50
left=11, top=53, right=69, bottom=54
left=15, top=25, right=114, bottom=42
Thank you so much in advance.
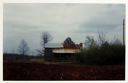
left=45, top=43, right=82, bottom=49
left=45, top=43, right=63, bottom=48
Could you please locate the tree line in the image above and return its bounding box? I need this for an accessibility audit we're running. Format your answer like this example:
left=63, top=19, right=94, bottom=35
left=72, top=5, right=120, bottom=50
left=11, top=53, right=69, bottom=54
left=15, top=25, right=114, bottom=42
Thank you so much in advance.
left=75, top=33, right=125, bottom=65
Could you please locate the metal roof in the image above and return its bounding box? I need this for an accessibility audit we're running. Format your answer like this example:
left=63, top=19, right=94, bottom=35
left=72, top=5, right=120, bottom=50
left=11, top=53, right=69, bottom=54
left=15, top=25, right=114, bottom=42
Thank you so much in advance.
left=45, top=43, right=63, bottom=48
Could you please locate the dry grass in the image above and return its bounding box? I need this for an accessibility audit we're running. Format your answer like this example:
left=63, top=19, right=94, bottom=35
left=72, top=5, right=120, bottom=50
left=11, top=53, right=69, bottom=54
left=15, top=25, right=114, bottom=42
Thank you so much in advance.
left=3, top=62, right=125, bottom=80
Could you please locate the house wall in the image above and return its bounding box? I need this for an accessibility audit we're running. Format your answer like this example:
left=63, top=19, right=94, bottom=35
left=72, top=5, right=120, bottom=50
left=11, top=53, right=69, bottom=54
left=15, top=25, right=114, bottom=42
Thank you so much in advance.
left=53, top=48, right=80, bottom=53
left=45, top=47, right=80, bottom=61
left=53, top=53, right=72, bottom=60
left=45, top=48, right=53, bottom=59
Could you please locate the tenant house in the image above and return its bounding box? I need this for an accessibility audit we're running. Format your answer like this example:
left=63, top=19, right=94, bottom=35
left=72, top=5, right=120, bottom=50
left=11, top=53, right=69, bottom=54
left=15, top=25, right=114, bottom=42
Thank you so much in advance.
left=44, top=43, right=83, bottom=61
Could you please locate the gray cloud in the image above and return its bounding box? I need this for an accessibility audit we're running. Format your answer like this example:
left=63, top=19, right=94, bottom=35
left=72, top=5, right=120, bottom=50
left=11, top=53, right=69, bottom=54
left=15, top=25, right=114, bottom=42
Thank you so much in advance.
left=3, top=3, right=125, bottom=54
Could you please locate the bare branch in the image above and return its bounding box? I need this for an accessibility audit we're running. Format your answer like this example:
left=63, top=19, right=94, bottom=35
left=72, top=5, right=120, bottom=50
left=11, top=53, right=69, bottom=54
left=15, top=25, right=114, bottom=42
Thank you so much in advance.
left=98, top=32, right=106, bottom=45
left=40, top=32, right=53, bottom=56
left=18, top=39, right=29, bottom=55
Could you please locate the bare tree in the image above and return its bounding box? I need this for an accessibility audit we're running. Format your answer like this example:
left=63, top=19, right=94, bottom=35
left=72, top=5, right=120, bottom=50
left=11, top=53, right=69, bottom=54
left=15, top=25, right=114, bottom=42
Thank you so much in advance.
left=85, top=36, right=97, bottom=48
left=18, top=39, right=30, bottom=55
left=98, top=32, right=106, bottom=45
left=41, top=32, right=53, bottom=55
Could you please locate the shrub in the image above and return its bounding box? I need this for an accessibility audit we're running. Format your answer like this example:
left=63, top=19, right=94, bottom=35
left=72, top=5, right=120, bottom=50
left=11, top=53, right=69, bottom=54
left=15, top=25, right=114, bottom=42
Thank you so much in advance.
left=75, top=44, right=125, bottom=65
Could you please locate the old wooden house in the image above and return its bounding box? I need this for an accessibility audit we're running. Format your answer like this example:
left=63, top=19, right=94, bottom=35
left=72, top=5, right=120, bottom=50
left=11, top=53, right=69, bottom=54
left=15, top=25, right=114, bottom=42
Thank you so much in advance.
left=44, top=43, right=83, bottom=61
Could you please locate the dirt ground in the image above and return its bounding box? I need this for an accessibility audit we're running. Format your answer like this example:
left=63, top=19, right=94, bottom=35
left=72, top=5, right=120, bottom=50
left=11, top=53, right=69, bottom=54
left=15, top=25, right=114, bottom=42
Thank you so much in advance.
left=3, top=62, right=125, bottom=80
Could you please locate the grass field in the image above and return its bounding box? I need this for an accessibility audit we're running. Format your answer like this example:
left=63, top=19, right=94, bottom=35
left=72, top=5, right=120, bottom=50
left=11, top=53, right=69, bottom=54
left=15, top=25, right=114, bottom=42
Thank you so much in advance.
left=3, top=62, right=125, bottom=80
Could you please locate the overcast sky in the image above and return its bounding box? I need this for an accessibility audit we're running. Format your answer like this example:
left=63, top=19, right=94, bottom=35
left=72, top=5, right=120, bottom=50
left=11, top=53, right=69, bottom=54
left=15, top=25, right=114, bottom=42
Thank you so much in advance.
left=3, top=3, right=125, bottom=54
